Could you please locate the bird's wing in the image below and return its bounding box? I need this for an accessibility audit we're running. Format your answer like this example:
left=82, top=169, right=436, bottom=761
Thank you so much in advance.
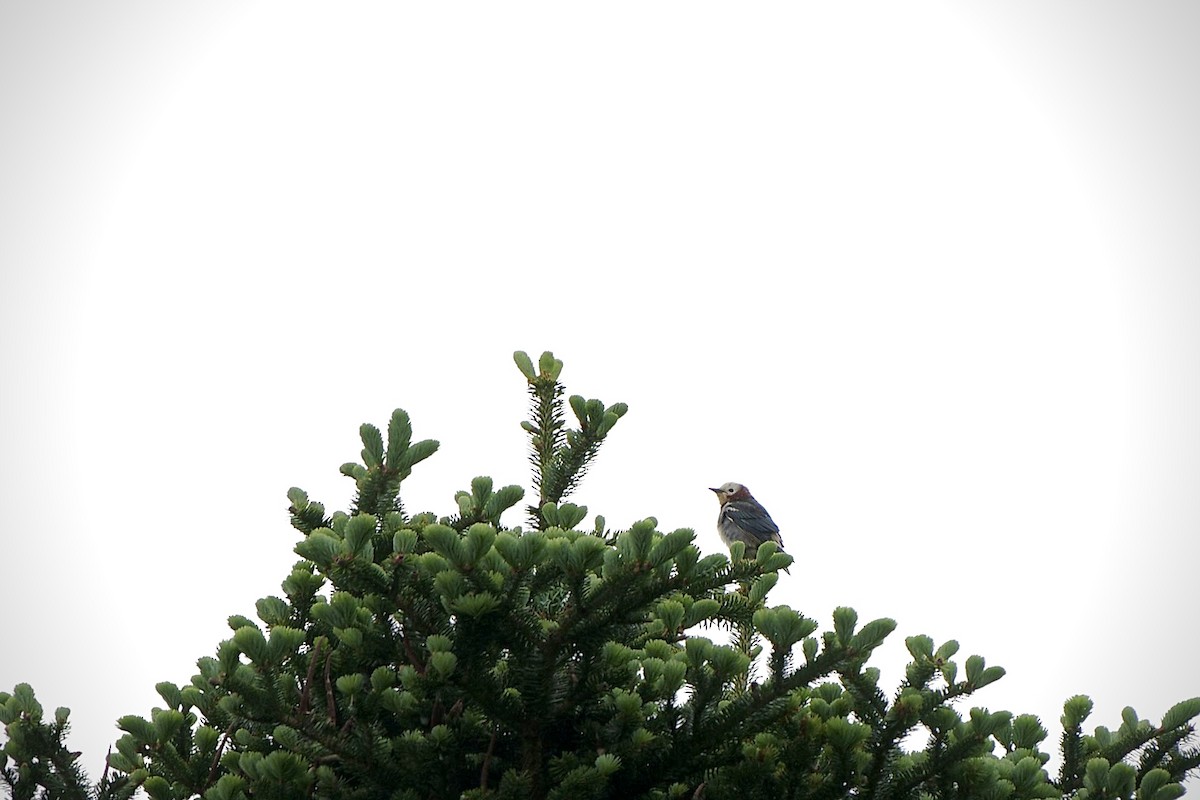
left=722, top=501, right=782, bottom=545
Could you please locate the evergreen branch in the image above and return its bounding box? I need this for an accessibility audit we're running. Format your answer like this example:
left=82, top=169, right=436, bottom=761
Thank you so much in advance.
left=1139, top=726, right=1196, bottom=780
left=1161, top=744, right=1200, bottom=783
left=516, top=353, right=624, bottom=533
left=391, top=588, right=446, bottom=645
left=1142, top=724, right=1200, bottom=782
left=650, top=647, right=848, bottom=790
left=552, top=569, right=718, bottom=655
left=1100, top=724, right=1161, bottom=768
left=809, top=734, right=863, bottom=800
left=1057, top=729, right=1088, bottom=791
left=731, top=618, right=759, bottom=693
left=35, top=730, right=90, bottom=800
left=859, top=709, right=920, bottom=798
left=348, top=465, right=404, bottom=520
left=680, top=672, right=722, bottom=739
left=524, top=372, right=566, bottom=529
left=540, top=429, right=603, bottom=508
left=0, top=712, right=91, bottom=800
left=842, top=670, right=890, bottom=728
left=554, top=557, right=761, bottom=654
left=890, top=728, right=993, bottom=799
left=1055, top=695, right=1099, bottom=794
left=291, top=506, right=334, bottom=535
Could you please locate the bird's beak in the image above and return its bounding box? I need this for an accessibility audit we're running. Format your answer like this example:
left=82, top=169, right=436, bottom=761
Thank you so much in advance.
left=708, top=487, right=720, bottom=494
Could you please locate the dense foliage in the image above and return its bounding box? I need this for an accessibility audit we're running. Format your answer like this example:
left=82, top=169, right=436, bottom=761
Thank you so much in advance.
left=3, top=352, right=1198, bottom=800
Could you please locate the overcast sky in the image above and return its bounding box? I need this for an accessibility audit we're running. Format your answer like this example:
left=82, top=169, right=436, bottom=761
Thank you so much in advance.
left=2, top=1, right=1198, bottom=787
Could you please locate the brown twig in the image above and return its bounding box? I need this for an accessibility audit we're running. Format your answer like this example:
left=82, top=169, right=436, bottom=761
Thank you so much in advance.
left=323, top=645, right=338, bottom=725
left=430, top=698, right=445, bottom=728
left=479, top=726, right=499, bottom=790
left=205, top=722, right=238, bottom=789
left=99, top=746, right=113, bottom=790
left=401, top=624, right=426, bottom=675
left=299, top=639, right=323, bottom=717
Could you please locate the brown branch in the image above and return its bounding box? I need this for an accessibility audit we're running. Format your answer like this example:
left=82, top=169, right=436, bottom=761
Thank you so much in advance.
left=430, top=698, right=445, bottom=728
left=398, top=618, right=428, bottom=675
left=323, top=645, right=338, bottom=726
left=100, top=746, right=112, bottom=789
left=205, top=722, right=238, bottom=789
left=479, top=726, right=499, bottom=791
left=299, top=639, right=323, bottom=717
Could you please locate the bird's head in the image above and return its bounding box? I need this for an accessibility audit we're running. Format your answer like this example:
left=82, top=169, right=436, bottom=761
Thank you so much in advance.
left=709, top=482, right=752, bottom=505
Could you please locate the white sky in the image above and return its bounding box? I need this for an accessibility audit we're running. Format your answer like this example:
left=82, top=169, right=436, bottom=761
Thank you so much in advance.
left=2, top=0, right=1198, bottom=787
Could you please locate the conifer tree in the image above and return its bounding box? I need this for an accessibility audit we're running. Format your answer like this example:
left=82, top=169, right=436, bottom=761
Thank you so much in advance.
left=3, top=351, right=1199, bottom=799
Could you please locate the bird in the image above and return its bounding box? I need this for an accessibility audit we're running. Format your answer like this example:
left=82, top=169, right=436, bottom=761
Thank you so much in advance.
left=709, top=482, right=784, bottom=561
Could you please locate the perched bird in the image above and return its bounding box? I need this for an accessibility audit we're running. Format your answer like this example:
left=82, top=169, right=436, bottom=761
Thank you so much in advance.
left=710, top=482, right=784, bottom=560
